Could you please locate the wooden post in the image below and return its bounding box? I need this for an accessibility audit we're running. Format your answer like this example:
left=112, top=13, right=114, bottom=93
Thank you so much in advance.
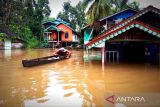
left=102, top=46, right=106, bottom=72
left=92, top=48, right=93, bottom=55
left=106, top=20, right=108, bottom=30
left=86, top=48, right=89, bottom=54
left=117, top=51, right=119, bottom=62
left=102, top=46, right=105, bottom=63
left=108, top=52, right=110, bottom=62
left=46, top=32, right=48, bottom=42
left=159, top=43, right=160, bottom=80
left=159, top=43, right=160, bottom=64
left=53, top=42, right=54, bottom=48
left=113, top=51, right=115, bottom=62
left=58, top=31, right=59, bottom=44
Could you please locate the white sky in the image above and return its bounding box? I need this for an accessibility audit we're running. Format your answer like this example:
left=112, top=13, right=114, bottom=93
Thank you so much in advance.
left=49, top=0, right=160, bottom=18
left=49, top=0, right=82, bottom=18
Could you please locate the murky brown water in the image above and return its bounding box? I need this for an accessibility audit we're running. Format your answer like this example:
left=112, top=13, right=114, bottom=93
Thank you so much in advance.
left=0, top=49, right=160, bottom=107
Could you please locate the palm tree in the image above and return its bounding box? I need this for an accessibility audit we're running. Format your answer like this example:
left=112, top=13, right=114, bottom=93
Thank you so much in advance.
left=85, top=0, right=111, bottom=40
left=85, top=0, right=136, bottom=42
left=87, top=0, right=111, bottom=24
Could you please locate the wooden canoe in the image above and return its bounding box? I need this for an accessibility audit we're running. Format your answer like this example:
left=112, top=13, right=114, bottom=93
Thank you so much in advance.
left=22, top=55, right=68, bottom=67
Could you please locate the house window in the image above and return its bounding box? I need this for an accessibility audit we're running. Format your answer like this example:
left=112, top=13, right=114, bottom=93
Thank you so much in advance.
left=65, top=32, right=69, bottom=39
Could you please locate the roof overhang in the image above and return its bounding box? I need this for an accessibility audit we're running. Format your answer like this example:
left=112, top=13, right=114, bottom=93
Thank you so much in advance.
left=56, top=23, right=74, bottom=31
left=86, top=20, right=160, bottom=49
left=99, top=8, right=138, bottom=22
left=42, top=21, right=55, bottom=25
left=44, top=25, right=62, bottom=32
left=85, top=6, right=160, bottom=49
left=82, top=8, right=138, bottom=30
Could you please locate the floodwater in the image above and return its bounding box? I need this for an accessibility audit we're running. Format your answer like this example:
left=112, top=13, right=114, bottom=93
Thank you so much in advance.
left=0, top=49, right=160, bottom=107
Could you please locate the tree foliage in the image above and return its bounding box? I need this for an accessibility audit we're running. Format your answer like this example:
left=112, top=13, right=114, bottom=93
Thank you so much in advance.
left=57, top=1, right=86, bottom=32
left=110, top=0, right=129, bottom=12
left=56, top=0, right=139, bottom=33
left=128, top=1, right=140, bottom=10
left=9, top=24, right=40, bottom=48
left=86, top=0, right=111, bottom=25
left=85, top=0, right=139, bottom=31
left=110, top=0, right=139, bottom=13
left=0, top=0, right=51, bottom=48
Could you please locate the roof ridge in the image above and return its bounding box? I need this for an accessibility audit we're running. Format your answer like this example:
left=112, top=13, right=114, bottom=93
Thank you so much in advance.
left=82, top=8, right=138, bottom=30
left=88, top=5, right=160, bottom=44
left=86, top=20, right=160, bottom=48
left=100, top=8, right=138, bottom=21
left=56, top=22, right=75, bottom=32
left=44, top=25, right=61, bottom=32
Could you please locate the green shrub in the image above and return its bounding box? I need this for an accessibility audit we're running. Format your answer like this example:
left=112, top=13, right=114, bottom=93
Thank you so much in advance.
left=9, top=24, right=40, bottom=49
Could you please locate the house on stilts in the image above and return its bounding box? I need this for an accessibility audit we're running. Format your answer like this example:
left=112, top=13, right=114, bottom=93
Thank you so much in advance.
left=84, top=6, right=160, bottom=64
left=42, top=19, right=80, bottom=48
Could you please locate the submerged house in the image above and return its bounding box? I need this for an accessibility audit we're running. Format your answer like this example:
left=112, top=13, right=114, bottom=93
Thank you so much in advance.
left=85, top=6, right=160, bottom=63
left=82, top=8, right=137, bottom=46
left=42, top=19, right=80, bottom=48
left=0, top=27, right=25, bottom=49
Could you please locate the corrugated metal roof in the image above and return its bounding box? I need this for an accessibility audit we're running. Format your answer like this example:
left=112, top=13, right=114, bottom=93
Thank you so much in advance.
left=42, top=19, right=71, bottom=26
left=44, top=25, right=62, bottom=32
left=82, top=8, right=138, bottom=30
left=85, top=5, right=160, bottom=49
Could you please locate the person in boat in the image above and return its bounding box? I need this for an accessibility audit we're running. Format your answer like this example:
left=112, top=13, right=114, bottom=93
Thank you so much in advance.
left=54, top=47, right=71, bottom=58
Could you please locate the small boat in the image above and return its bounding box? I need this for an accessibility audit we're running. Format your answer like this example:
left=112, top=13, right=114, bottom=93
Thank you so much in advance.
left=22, top=48, right=71, bottom=67
left=22, top=55, right=68, bottom=67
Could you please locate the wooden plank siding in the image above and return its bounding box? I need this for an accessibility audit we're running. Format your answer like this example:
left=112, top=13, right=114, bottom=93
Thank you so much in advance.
left=85, top=6, right=160, bottom=49
left=56, top=24, right=73, bottom=42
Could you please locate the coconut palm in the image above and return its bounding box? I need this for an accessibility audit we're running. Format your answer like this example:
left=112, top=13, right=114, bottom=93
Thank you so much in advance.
left=85, top=0, right=111, bottom=40
left=86, top=0, right=111, bottom=26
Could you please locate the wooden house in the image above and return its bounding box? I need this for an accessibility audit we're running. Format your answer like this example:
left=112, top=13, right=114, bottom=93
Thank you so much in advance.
left=82, top=8, right=137, bottom=46
left=85, top=6, right=160, bottom=64
left=42, top=19, right=80, bottom=48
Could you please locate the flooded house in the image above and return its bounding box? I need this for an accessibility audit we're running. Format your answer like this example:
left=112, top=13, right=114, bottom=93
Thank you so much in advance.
left=0, top=27, right=25, bottom=50
left=42, top=19, right=80, bottom=48
left=84, top=6, right=160, bottom=64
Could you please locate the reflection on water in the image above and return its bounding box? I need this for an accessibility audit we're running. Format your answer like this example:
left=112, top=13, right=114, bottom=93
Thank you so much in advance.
left=0, top=49, right=160, bottom=107
left=0, top=50, right=11, bottom=58
left=4, top=50, right=11, bottom=58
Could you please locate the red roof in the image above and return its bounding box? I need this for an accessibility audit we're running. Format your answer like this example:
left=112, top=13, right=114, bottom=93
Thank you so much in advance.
left=85, top=6, right=160, bottom=48
left=86, top=20, right=160, bottom=47
left=82, top=8, right=138, bottom=30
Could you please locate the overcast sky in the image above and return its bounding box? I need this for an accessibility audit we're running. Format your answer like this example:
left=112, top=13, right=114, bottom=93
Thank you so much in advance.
left=49, top=0, right=160, bottom=18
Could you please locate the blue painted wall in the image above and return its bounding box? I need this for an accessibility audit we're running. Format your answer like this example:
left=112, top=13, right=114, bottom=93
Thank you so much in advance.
left=84, top=28, right=93, bottom=43
left=83, top=9, right=137, bottom=45
left=107, top=10, right=136, bottom=21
